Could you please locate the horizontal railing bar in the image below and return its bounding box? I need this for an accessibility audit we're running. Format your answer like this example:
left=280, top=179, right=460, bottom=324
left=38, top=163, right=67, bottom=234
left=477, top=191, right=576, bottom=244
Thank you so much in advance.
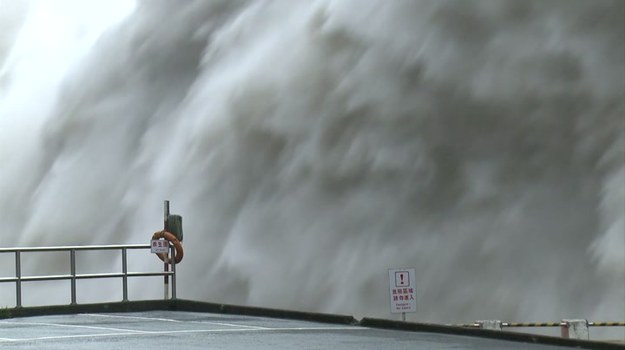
left=20, top=274, right=73, bottom=282
left=588, top=322, right=625, bottom=327
left=0, top=244, right=151, bottom=253
left=503, top=322, right=565, bottom=327
left=0, top=272, right=174, bottom=283
left=74, top=272, right=174, bottom=279
left=73, top=273, right=129, bottom=279
left=451, top=322, right=625, bottom=328
left=504, top=322, right=625, bottom=327
left=127, top=272, right=174, bottom=277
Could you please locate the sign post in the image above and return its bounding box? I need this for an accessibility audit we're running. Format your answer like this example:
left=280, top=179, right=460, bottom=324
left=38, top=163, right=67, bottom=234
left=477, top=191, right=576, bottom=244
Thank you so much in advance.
left=388, top=268, right=417, bottom=321
left=163, top=200, right=170, bottom=300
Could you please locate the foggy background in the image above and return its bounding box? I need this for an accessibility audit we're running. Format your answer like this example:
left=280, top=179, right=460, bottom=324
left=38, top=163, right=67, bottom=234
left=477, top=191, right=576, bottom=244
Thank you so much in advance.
left=0, top=0, right=623, bottom=338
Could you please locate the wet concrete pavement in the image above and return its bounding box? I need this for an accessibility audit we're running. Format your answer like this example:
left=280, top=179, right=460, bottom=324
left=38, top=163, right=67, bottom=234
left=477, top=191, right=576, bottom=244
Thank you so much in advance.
left=0, top=311, right=579, bottom=349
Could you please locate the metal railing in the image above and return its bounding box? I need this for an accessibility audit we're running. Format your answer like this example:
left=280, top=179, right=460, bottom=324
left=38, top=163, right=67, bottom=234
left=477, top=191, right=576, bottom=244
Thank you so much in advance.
left=0, top=244, right=176, bottom=308
left=448, top=322, right=625, bottom=328
left=452, top=322, right=625, bottom=328
left=449, top=319, right=625, bottom=340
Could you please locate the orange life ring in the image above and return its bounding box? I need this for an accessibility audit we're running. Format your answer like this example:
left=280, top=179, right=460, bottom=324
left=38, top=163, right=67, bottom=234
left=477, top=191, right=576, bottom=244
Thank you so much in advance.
left=151, top=231, right=184, bottom=264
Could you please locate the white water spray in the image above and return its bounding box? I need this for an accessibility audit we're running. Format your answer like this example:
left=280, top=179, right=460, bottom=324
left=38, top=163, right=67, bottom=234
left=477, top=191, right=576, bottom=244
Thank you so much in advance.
left=0, top=0, right=623, bottom=332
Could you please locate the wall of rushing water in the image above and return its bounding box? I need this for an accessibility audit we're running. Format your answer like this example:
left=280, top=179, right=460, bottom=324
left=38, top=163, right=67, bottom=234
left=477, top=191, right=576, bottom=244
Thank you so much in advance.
left=0, top=0, right=623, bottom=331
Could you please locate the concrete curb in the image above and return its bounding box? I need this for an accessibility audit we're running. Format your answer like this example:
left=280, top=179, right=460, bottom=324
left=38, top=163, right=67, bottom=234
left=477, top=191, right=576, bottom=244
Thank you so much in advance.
left=2, top=299, right=357, bottom=326
left=2, top=300, right=171, bottom=319
left=2, top=301, right=622, bottom=349
left=360, top=317, right=625, bottom=350
left=172, top=299, right=358, bottom=325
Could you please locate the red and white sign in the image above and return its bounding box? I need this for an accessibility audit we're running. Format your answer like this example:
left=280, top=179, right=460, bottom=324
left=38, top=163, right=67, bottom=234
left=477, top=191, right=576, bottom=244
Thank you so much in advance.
left=151, top=239, right=169, bottom=254
left=388, top=268, right=416, bottom=314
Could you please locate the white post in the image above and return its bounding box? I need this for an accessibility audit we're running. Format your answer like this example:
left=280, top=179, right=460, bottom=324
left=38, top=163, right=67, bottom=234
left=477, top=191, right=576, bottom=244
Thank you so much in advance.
left=401, top=312, right=406, bottom=322
left=477, top=320, right=502, bottom=331
left=561, top=319, right=589, bottom=339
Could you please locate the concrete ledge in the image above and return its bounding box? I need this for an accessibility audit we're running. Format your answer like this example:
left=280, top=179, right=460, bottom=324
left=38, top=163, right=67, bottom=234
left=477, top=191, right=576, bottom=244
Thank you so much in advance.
left=360, top=318, right=625, bottom=350
left=3, top=301, right=621, bottom=349
left=2, top=300, right=172, bottom=319
left=172, top=299, right=358, bottom=325
left=2, top=299, right=357, bottom=326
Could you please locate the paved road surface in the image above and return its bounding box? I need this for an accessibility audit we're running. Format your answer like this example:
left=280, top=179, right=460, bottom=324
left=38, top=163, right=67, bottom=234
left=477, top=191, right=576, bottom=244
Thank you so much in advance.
left=0, top=311, right=579, bottom=349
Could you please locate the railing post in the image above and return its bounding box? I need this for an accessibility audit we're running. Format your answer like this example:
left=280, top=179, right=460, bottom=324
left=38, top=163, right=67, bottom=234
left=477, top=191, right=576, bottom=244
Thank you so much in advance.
left=122, top=247, right=128, bottom=302
left=70, top=249, right=77, bottom=305
left=171, top=244, right=176, bottom=300
left=15, top=251, right=22, bottom=308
